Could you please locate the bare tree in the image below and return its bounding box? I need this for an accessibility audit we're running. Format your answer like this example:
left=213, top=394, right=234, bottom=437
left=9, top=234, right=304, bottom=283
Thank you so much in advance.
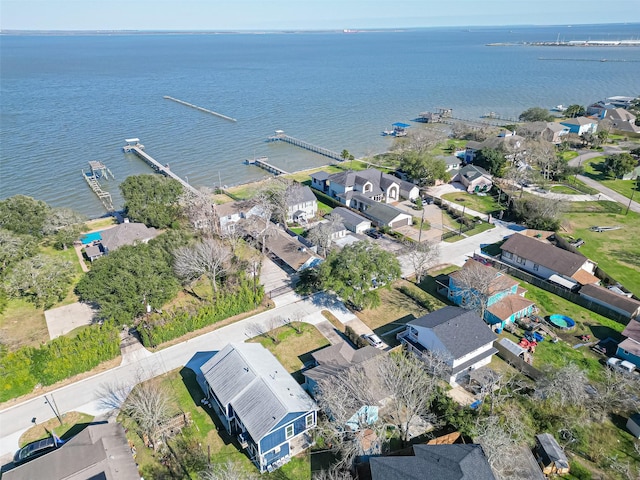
left=404, top=240, right=439, bottom=283
left=379, top=352, right=444, bottom=444
left=535, top=363, right=589, bottom=411
left=591, top=368, right=640, bottom=420
left=249, top=190, right=276, bottom=255
left=256, top=177, right=307, bottom=226
left=475, top=414, right=531, bottom=480
left=392, top=127, right=447, bottom=154
left=307, top=214, right=343, bottom=257
left=180, top=188, right=219, bottom=236
left=312, top=467, right=353, bottom=480
left=173, top=238, right=231, bottom=293
left=200, top=460, right=259, bottom=480
left=120, top=381, right=172, bottom=446
left=448, top=259, right=503, bottom=321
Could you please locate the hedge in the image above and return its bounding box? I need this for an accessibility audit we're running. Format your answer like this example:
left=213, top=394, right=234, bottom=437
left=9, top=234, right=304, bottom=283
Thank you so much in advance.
left=139, top=279, right=264, bottom=347
left=0, top=322, right=120, bottom=403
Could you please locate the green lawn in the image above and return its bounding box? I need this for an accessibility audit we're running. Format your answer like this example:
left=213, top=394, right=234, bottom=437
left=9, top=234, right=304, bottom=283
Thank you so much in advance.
left=550, top=184, right=582, bottom=195
left=441, top=192, right=502, bottom=214
left=558, top=150, right=579, bottom=161
left=562, top=208, right=640, bottom=296
left=600, top=178, right=639, bottom=201
left=19, top=411, right=95, bottom=447
left=443, top=222, right=494, bottom=243
left=580, top=155, right=640, bottom=200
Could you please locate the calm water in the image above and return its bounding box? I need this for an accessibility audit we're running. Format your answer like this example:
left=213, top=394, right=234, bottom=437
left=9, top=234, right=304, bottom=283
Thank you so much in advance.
left=1, top=24, right=639, bottom=217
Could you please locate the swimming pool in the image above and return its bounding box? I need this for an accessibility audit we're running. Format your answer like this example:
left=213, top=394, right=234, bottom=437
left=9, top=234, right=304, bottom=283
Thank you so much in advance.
left=81, top=231, right=102, bottom=245
left=549, top=314, right=576, bottom=330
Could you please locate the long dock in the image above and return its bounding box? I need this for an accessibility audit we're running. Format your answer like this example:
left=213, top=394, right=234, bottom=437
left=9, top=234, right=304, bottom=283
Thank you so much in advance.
left=82, top=170, right=114, bottom=211
left=267, top=130, right=344, bottom=162
left=122, top=139, right=203, bottom=197
left=163, top=96, right=237, bottom=122
left=245, top=156, right=289, bottom=176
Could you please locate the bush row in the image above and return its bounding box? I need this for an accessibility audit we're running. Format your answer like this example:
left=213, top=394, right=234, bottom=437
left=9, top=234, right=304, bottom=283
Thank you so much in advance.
left=345, top=325, right=368, bottom=349
left=138, top=279, right=265, bottom=347
left=0, top=322, right=120, bottom=402
left=398, top=285, right=435, bottom=312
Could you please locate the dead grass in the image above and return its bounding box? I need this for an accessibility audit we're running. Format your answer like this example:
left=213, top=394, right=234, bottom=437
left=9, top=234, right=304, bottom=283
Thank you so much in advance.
left=248, top=322, right=329, bottom=383
left=321, top=310, right=345, bottom=332
left=19, top=411, right=94, bottom=447
left=0, top=299, right=48, bottom=349
left=84, top=217, right=117, bottom=232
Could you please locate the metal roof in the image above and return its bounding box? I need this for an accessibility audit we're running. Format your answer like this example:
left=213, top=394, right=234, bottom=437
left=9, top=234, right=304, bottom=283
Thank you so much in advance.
left=392, top=122, right=411, bottom=128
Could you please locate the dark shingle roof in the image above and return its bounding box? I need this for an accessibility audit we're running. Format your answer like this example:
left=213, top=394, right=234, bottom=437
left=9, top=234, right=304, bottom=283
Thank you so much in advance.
left=501, top=233, right=589, bottom=277
left=580, top=284, right=640, bottom=317
left=332, top=207, right=370, bottom=227
left=408, top=306, right=496, bottom=359
left=100, top=222, right=158, bottom=252
left=362, top=202, right=411, bottom=226
left=370, top=444, right=496, bottom=480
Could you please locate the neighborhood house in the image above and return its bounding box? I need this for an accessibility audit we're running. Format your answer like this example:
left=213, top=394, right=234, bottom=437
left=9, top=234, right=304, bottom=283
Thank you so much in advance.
left=198, top=343, right=318, bottom=473
left=82, top=221, right=159, bottom=262
left=451, top=164, right=493, bottom=193
left=286, top=185, right=318, bottom=224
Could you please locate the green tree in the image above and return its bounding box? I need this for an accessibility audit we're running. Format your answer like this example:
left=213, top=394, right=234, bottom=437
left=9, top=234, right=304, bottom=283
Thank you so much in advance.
left=518, top=107, right=554, bottom=123
left=512, top=196, right=565, bottom=231
left=604, top=153, right=637, bottom=179
left=42, top=207, right=87, bottom=250
left=564, top=104, right=586, bottom=118
left=474, top=148, right=507, bottom=177
left=341, top=149, right=350, bottom=161
left=399, top=151, right=449, bottom=186
left=0, top=229, right=38, bottom=273
left=0, top=195, right=50, bottom=237
left=75, top=242, right=180, bottom=323
left=3, top=254, right=76, bottom=308
left=120, top=174, right=183, bottom=228
left=315, top=242, right=401, bottom=310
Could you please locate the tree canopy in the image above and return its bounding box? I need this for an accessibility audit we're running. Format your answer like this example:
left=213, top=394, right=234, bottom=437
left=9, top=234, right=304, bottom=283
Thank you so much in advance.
left=604, top=153, right=637, bottom=179
left=512, top=196, right=565, bottom=231
left=313, top=241, right=401, bottom=310
left=474, top=148, right=507, bottom=177
left=0, top=195, right=50, bottom=237
left=120, top=174, right=183, bottom=228
left=75, top=241, right=180, bottom=324
left=518, top=107, right=554, bottom=123
left=564, top=104, right=585, bottom=118
left=399, top=151, right=449, bottom=186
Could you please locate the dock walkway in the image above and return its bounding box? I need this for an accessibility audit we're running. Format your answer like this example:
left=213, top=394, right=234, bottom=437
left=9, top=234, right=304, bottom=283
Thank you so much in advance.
left=163, top=96, right=237, bottom=122
left=246, top=156, right=289, bottom=176
left=267, top=130, right=344, bottom=162
left=123, top=140, right=202, bottom=197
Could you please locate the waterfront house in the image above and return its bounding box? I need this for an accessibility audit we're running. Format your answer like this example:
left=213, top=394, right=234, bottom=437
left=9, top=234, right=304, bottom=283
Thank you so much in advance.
left=448, top=258, right=536, bottom=328
left=82, top=221, right=159, bottom=261
left=286, top=185, right=318, bottom=224
left=579, top=284, right=640, bottom=320
left=560, top=116, right=598, bottom=135
left=4, top=423, right=139, bottom=480
left=199, top=343, right=318, bottom=473
left=463, top=131, right=526, bottom=164
left=217, top=200, right=268, bottom=233
left=397, top=306, right=497, bottom=386
left=310, top=168, right=419, bottom=205
left=534, top=433, right=570, bottom=476
left=500, top=233, right=599, bottom=290
left=331, top=207, right=372, bottom=234
left=370, top=444, right=496, bottom=480
left=615, top=318, right=640, bottom=368
left=451, top=164, right=493, bottom=193
left=527, top=121, right=571, bottom=144
left=603, top=107, right=640, bottom=134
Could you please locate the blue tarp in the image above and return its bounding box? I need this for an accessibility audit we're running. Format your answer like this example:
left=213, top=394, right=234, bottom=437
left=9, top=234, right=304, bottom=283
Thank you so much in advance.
left=392, top=122, right=411, bottom=128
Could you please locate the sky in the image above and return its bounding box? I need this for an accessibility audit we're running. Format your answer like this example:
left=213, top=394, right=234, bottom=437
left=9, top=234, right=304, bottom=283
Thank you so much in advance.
left=1, top=0, right=639, bottom=31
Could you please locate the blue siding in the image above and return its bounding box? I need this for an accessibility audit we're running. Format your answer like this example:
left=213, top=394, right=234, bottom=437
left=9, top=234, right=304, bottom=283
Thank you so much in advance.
left=263, top=441, right=290, bottom=466
left=617, top=347, right=640, bottom=368
left=259, top=411, right=314, bottom=453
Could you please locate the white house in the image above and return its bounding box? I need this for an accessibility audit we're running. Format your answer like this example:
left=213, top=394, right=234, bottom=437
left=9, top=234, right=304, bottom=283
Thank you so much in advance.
left=560, top=116, right=598, bottom=135
left=397, top=306, right=498, bottom=385
left=452, top=165, right=493, bottom=193
left=331, top=207, right=372, bottom=234
left=286, top=185, right=318, bottom=224
left=500, top=233, right=599, bottom=290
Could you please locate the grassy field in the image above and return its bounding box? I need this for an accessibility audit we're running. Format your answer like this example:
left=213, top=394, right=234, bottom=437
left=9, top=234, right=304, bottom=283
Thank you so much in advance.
left=561, top=206, right=640, bottom=295
left=550, top=184, right=582, bottom=195
left=355, top=280, right=446, bottom=347
left=581, top=155, right=640, bottom=200
left=19, top=411, right=95, bottom=447
left=443, top=222, right=494, bottom=243
left=0, top=299, right=48, bottom=350
left=441, top=192, right=502, bottom=214
left=121, top=368, right=311, bottom=479
left=248, top=322, right=329, bottom=383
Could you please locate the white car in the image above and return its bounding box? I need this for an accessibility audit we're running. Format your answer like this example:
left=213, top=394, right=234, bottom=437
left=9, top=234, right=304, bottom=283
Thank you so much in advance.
left=607, top=357, right=636, bottom=374
left=363, top=333, right=385, bottom=349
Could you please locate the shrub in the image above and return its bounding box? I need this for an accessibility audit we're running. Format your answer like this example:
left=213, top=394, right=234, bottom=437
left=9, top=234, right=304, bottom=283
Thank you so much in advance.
left=569, top=460, right=592, bottom=480
left=399, top=285, right=434, bottom=311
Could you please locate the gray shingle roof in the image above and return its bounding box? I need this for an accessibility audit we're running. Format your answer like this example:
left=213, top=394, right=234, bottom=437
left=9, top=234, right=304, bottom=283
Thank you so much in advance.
left=580, top=284, right=640, bottom=316
left=362, top=202, right=411, bottom=226
left=501, top=233, right=589, bottom=277
left=286, top=185, right=317, bottom=207
left=332, top=207, right=370, bottom=227
left=370, top=444, right=496, bottom=480
left=200, top=343, right=316, bottom=442
left=99, top=222, right=158, bottom=251
left=3, top=423, right=139, bottom=480
left=408, top=306, right=496, bottom=359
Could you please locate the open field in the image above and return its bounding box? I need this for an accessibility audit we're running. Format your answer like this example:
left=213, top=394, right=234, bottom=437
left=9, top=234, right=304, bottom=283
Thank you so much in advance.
left=0, top=299, right=48, bottom=350
left=248, top=322, right=330, bottom=383
left=581, top=155, right=640, bottom=200
left=441, top=192, right=502, bottom=214
left=561, top=207, right=640, bottom=295
left=550, top=184, right=582, bottom=195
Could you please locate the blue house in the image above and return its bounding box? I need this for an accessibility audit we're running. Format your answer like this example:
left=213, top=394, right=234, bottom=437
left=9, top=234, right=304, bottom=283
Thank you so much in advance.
left=617, top=319, right=640, bottom=368
left=559, top=116, right=598, bottom=135
left=199, top=343, right=318, bottom=473
left=448, top=258, right=536, bottom=328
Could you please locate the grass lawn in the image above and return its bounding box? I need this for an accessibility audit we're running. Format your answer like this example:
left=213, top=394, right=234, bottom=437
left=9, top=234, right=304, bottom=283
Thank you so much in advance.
left=580, top=155, right=640, bottom=200
left=443, top=222, right=494, bottom=243
left=317, top=200, right=333, bottom=216
left=289, top=226, right=305, bottom=235
left=558, top=151, right=579, bottom=161
left=84, top=216, right=117, bottom=231
left=561, top=207, right=640, bottom=296
left=0, top=298, right=48, bottom=350
left=550, top=184, right=582, bottom=195
left=19, top=411, right=95, bottom=447
left=355, top=280, right=445, bottom=347
left=248, top=322, right=330, bottom=383
left=441, top=192, right=501, bottom=214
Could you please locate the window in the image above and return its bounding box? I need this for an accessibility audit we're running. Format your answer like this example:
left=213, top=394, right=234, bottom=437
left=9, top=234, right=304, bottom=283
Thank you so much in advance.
left=305, top=413, right=314, bottom=429
left=285, top=424, right=294, bottom=439
left=533, top=263, right=539, bottom=271
left=516, top=255, right=525, bottom=265
left=273, top=446, right=281, bottom=454
left=503, top=251, right=513, bottom=259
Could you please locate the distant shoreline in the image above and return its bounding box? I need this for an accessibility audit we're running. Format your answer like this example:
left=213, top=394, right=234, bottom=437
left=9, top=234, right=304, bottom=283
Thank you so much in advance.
left=488, top=40, right=640, bottom=47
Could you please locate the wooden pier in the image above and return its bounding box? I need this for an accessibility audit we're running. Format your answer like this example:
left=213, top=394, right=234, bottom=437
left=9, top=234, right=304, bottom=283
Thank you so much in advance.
left=82, top=161, right=114, bottom=211
left=245, top=156, right=289, bottom=176
left=122, top=139, right=203, bottom=197
left=163, top=96, right=237, bottom=122
left=267, top=130, right=344, bottom=162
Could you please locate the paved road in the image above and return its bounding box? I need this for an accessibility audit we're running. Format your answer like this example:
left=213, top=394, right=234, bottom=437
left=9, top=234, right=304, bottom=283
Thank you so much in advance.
left=0, top=292, right=356, bottom=463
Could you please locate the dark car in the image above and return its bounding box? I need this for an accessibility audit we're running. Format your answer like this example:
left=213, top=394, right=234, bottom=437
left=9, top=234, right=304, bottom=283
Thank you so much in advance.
left=13, top=437, right=58, bottom=466
left=365, top=229, right=382, bottom=239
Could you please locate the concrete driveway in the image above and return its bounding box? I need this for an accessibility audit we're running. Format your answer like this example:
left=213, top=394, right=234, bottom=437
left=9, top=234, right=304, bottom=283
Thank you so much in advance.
left=44, top=303, right=97, bottom=339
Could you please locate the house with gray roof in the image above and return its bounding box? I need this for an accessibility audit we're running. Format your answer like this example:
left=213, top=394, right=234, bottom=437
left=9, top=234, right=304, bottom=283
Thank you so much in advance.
left=560, top=116, right=598, bottom=135
left=579, top=283, right=640, bottom=320
left=359, top=199, right=413, bottom=228
left=370, top=443, right=496, bottom=480
left=463, top=131, right=526, bottom=164
left=331, top=207, right=371, bottom=234
left=286, top=185, right=318, bottom=224
left=82, top=221, right=159, bottom=261
left=397, top=306, right=498, bottom=385
left=603, top=107, right=640, bottom=134
left=3, top=423, right=139, bottom=480
left=452, top=164, right=493, bottom=193
left=199, top=343, right=317, bottom=473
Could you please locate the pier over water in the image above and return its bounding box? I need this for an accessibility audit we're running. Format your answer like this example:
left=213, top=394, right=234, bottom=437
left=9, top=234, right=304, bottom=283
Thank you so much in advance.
left=163, top=96, right=237, bottom=122
left=122, top=138, right=203, bottom=197
left=267, top=130, right=344, bottom=163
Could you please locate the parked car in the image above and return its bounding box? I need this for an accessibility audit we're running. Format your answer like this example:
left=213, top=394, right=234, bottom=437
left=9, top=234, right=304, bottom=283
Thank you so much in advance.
left=13, top=437, right=58, bottom=466
left=607, top=357, right=636, bottom=374
left=363, top=333, right=385, bottom=349
left=365, top=229, right=382, bottom=239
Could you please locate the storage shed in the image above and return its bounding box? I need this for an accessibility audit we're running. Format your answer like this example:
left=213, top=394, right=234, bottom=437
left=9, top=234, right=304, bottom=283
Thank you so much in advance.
left=534, top=433, right=570, bottom=476
left=627, top=413, right=640, bottom=438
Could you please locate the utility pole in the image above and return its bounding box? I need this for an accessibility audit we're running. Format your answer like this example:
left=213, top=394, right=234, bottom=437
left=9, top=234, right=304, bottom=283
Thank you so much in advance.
left=418, top=208, right=425, bottom=243
left=626, top=177, right=638, bottom=215
left=44, top=394, right=63, bottom=426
